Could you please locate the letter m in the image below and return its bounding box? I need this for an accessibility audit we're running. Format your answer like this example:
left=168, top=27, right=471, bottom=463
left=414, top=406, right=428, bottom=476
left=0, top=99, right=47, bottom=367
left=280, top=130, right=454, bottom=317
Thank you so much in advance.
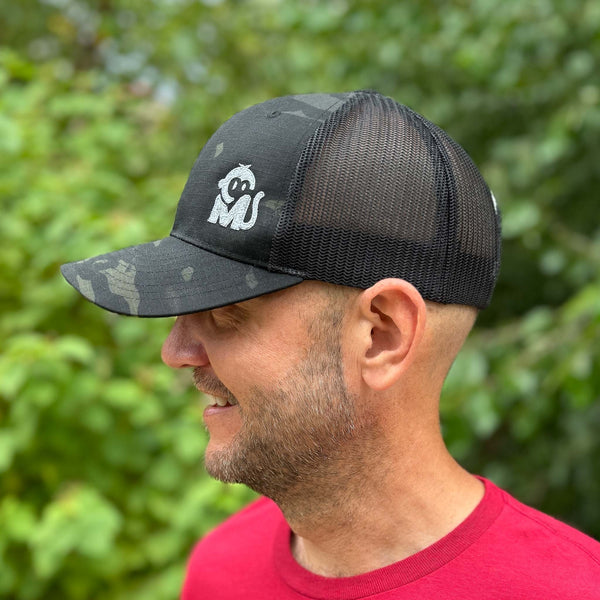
left=207, top=194, right=235, bottom=228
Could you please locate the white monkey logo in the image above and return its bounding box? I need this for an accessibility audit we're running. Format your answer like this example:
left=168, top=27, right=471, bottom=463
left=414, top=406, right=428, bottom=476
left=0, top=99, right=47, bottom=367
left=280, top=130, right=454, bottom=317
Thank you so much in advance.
left=207, top=164, right=265, bottom=231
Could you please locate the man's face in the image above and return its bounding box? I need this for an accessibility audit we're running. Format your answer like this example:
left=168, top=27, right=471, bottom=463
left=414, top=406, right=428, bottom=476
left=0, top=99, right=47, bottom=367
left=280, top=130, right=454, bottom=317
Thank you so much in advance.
left=161, top=284, right=376, bottom=505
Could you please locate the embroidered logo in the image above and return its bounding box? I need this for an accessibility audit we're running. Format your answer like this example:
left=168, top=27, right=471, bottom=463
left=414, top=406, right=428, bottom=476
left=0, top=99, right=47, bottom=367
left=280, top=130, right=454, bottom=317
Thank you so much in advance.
left=207, top=164, right=265, bottom=231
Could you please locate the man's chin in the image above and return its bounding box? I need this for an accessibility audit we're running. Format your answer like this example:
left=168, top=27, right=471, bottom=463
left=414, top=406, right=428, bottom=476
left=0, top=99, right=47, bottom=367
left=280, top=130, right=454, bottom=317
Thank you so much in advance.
left=203, top=444, right=244, bottom=484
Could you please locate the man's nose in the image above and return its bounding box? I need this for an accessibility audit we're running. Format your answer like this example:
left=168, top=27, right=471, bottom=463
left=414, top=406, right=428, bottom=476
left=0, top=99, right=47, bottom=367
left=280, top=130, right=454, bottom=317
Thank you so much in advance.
left=161, top=315, right=210, bottom=369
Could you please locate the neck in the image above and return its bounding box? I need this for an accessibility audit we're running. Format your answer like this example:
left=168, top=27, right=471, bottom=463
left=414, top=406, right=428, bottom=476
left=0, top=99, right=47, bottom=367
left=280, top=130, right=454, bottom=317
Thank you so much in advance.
left=283, top=433, right=484, bottom=578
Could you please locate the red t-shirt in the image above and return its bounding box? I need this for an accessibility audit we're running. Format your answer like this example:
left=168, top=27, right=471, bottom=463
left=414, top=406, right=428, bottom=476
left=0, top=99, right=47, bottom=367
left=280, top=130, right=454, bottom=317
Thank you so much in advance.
left=181, top=477, right=600, bottom=599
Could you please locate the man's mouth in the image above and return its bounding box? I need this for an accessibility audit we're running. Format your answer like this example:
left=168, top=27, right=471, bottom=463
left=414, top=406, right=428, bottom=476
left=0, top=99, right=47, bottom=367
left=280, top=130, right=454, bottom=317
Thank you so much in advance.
left=204, top=393, right=238, bottom=407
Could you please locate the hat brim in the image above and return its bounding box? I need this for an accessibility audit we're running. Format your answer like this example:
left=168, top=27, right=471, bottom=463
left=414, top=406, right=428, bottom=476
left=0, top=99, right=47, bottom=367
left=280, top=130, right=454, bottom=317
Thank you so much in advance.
left=60, top=235, right=304, bottom=317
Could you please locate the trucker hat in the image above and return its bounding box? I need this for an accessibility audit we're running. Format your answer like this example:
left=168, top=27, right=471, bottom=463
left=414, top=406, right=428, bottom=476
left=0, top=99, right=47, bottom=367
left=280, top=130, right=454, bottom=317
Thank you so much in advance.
left=61, top=90, right=501, bottom=317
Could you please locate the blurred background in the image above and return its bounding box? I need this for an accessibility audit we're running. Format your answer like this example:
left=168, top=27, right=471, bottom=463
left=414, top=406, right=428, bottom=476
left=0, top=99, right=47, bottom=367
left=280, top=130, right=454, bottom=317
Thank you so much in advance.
left=1, top=0, right=599, bottom=597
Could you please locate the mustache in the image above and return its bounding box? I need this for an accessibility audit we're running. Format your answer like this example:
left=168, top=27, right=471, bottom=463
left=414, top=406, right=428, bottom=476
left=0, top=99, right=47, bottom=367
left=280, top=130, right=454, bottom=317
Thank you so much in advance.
left=192, top=368, right=236, bottom=400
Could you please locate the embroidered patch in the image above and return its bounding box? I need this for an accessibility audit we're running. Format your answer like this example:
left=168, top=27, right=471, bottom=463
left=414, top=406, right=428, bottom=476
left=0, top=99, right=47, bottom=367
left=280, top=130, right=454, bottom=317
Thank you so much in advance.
left=207, top=164, right=265, bottom=231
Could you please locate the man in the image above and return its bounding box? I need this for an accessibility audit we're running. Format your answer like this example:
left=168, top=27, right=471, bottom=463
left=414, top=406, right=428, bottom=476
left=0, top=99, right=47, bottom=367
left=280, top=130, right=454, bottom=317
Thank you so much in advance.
left=62, top=91, right=600, bottom=598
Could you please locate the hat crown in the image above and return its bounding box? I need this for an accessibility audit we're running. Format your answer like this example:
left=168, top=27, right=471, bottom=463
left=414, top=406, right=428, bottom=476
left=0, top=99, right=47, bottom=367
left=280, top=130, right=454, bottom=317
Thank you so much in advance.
left=61, top=90, right=501, bottom=317
left=174, top=90, right=501, bottom=308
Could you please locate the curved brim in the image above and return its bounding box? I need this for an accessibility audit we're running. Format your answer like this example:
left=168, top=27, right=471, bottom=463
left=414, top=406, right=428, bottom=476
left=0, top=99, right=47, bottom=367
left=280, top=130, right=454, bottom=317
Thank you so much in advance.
left=60, top=235, right=304, bottom=317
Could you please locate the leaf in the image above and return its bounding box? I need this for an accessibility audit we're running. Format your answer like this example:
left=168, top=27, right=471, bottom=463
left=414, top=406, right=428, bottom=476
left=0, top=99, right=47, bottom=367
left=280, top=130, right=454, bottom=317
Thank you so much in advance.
left=31, top=485, right=122, bottom=578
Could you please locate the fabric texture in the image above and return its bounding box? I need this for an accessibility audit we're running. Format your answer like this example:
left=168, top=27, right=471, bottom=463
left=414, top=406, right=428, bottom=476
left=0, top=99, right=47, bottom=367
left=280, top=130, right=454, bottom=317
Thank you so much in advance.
left=181, top=477, right=600, bottom=599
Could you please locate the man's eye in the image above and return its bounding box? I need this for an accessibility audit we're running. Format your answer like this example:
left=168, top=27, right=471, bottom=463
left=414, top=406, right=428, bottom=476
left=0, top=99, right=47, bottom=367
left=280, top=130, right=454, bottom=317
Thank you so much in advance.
left=210, top=309, right=243, bottom=331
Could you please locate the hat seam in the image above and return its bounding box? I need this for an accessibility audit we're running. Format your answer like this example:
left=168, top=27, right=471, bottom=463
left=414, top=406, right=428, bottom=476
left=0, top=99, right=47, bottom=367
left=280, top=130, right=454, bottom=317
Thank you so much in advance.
left=269, top=91, right=370, bottom=274
left=169, top=231, right=306, bottom=278
left=411, top=112, right=456, bottom=303
left=266, top=94, right=349, bottom=270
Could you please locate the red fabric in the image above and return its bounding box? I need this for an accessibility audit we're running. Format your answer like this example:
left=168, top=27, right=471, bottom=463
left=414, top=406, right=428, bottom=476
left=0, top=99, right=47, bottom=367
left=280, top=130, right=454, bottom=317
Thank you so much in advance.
left=181, top=477, right=600, bottom=599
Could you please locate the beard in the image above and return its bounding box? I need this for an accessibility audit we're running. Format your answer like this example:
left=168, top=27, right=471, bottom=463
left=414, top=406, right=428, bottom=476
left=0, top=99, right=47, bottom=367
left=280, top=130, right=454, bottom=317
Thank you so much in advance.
left=193, top=302, right=378, bottom=518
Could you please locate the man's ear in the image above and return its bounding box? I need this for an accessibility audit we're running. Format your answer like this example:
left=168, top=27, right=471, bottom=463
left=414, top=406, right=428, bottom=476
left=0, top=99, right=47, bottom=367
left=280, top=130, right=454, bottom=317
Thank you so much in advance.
left=357, top=278, right=427, bottom=391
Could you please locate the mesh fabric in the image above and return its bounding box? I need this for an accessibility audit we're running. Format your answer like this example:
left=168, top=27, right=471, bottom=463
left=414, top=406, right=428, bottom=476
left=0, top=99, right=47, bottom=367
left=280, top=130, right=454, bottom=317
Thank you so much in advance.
left=269, top=91, right=500, bottom=308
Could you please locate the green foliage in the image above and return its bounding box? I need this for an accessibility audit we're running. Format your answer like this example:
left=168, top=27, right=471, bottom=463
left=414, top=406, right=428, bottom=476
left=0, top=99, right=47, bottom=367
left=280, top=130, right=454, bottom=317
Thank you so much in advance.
left=1, top=0, right=599, bottom=597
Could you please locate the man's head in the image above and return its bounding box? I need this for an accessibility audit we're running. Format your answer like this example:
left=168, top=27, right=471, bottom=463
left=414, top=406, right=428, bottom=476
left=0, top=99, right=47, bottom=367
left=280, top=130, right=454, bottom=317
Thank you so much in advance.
left=61, top=90, right=500, bottom=508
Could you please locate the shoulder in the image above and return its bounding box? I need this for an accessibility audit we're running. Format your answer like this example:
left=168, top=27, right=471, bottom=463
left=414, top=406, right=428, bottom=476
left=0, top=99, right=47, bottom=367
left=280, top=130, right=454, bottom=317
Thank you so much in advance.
left=475, top=480, right=600, bottom=597
left=497, top=485, right=600, bottom=558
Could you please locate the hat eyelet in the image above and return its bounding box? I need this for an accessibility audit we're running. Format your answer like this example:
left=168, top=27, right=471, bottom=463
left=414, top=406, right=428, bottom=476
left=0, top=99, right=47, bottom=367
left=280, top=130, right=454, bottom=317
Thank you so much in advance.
left=267, top=110, right=281, bottom=118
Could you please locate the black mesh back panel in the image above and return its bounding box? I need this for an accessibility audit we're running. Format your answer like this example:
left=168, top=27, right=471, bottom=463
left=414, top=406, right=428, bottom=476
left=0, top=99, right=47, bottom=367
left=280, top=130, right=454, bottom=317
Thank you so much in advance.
left=269, top=91, right=501, bottom=308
